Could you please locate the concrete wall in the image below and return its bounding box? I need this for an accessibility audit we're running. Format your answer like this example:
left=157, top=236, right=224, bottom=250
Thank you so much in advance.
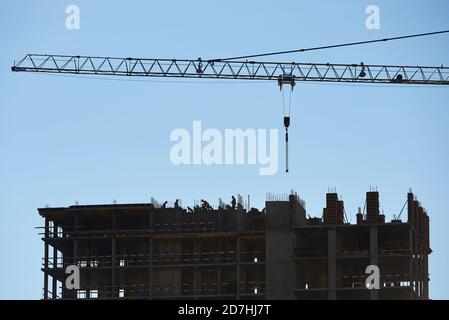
left=265, top=198, right=306, bottom=299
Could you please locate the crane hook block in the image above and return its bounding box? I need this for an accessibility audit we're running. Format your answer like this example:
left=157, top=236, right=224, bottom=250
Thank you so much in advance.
left=284, top=117, right=290, bottom=173
left=284, top=116, right=290, bottom=129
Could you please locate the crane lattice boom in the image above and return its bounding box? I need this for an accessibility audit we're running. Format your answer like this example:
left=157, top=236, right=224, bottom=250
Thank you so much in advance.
left=11, top=54, right=449, bottom=85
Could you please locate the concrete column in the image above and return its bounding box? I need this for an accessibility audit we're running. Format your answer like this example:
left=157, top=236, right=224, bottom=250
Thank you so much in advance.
left=236, top=210, right=241, bottom=298
left=369, top=226, right=378, bottom=300
left=111, top=210, right=116, bottom=298
left=43, top=217, right=49, bottom=299
left=148, top=208, right=153, bottom=298
left=52, top=222, right=58, bottom=299
left=149, top=236, right=152, bottom=299
left=419, top=245, right=424, bottom=299
left=70, top=213, right=79, bottom=300
left=73, top=213, right=79, bottom=265
left=409, top=227, right=415, bottom=299
left=236, top=236, right=240, bottom=299
left=265, top=200, right=298, bottom=300
left=327, top=227, right=336, bottom=300
left=193, top=239, right=200, bottom=297
left=423, top=254, right=429, bottom=299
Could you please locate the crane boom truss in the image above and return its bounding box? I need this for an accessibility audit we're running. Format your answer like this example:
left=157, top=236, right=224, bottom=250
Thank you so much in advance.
left=11, top=54, right=449, bottom=85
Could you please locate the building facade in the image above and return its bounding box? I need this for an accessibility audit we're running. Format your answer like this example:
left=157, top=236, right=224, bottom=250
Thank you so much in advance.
left=38, top=191, right=430, bottom=300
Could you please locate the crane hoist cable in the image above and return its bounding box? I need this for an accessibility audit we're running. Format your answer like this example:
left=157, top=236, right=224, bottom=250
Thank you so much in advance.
left=278, top=74, right=296, bottom=173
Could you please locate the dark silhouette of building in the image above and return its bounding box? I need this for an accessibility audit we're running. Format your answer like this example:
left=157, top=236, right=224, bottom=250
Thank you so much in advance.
left=38, top=190, right=431, bottom=300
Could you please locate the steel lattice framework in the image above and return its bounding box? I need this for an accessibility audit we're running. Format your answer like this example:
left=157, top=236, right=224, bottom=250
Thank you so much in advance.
left=11, top=54, right=449, bottom=85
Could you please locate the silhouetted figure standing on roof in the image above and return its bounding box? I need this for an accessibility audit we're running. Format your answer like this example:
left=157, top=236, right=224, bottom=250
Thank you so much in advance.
left=231, top=196, right=236, bottom=210
left=201, top=199, right=211, bottom=210
left=174, top=199, right=180, bottom=208
left=162, top=201, right=167, bottom=208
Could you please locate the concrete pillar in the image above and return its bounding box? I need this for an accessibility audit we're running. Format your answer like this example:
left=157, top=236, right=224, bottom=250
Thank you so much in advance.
left=111, top=210, right=116, bottom=298
left=237, top=236, right=240, bottom=299
left=423, top=254, right=429, bottom=299
left=369, top=226, right=378, bottom=300
left=409, top=227, right=415, bottom=299
left=193, top=239, right=200, bottom=297
left=327, top=227, right=336, bottom=300
left=236, top=209, right=241, bottom=299
left=43, top=217, right=49, bottom=299
left=149, top=236, right=152, bottom=299
left=150, top=208, right=154, bottom=298
left=52, top=222, right=58, bottom=299
left=265, top=199, right=303, bottom=300
left=419, top=245, right=424, bottom=299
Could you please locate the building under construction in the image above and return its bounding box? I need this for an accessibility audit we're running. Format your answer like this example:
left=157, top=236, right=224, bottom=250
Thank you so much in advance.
left=38, top=190, right=431, bottom=300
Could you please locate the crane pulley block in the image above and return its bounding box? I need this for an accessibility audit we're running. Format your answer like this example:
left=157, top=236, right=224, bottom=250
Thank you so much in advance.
left=278, top=74, right=296, bottom=90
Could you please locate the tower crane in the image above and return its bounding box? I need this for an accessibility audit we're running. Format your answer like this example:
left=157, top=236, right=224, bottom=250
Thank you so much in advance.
left=11, top=30, right=449, bottom=172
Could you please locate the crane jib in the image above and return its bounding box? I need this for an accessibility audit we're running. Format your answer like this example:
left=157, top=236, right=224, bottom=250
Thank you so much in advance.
left=11, top=54, right=449, bottom=85
left=10, top=53, right=449, bottom=174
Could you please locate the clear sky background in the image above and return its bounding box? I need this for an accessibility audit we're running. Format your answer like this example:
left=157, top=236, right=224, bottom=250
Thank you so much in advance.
left=1, top=0, right=448, bottom=299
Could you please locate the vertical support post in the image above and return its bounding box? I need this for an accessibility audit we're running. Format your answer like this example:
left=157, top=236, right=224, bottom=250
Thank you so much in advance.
left=193, top=238, right=199, bottom=299
left=149, top=206, right=153, bottom=298
left=409, top=227, right=414, bottom=299
left=417, top=245, right=421, bottom=299
left=237, top=236, right=240, bottom=299
left=112, top=210, right=116, bottom=298
left=43, top=217, right=49, bottom=299
left=327, top=227, right=336, bottom=300
left=86, top=239, right=90, bottom=299
left=52, top=222, right=58, bottom=299
left=73, top=213, right=79, bottom=299
left=423, top=254, right=429, bottom=299
left=369, top=226, right=378, bottom=300
left=419, top=244, right=424, bottom=299
left=236, top=209, right=241, bottom=299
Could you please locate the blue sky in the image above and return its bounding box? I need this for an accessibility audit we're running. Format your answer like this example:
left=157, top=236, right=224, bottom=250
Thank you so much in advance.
left=1, top=0, right=448, bottom=299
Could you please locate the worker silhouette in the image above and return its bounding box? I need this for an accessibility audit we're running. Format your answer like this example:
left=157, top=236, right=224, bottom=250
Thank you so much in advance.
left=201, top=199, right=211, bottom=210
left=231, top=196, right=236, bottom=210
left=174, top=199, right=180, bottom=208
left=162, top=201, right=168, bottom=208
